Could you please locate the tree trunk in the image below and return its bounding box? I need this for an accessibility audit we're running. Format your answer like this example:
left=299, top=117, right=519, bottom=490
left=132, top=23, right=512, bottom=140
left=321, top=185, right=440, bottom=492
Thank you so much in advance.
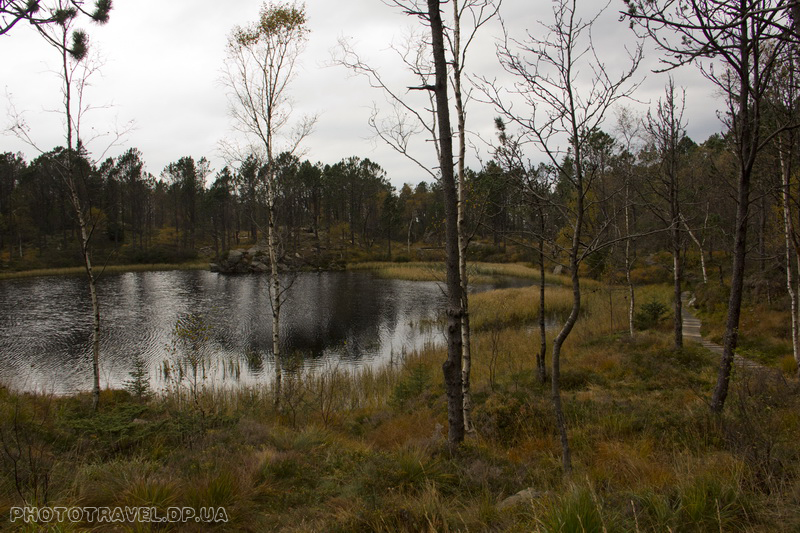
left=672, top=229, right=683, bottom=350
left=551, top=249, right=578, bottom=476
left=452, top=0, right=474, bottom=435
left=711, top=164, right=751, bottom=413
left=780, top=140, right=800, bottom=373
left=427, top=0, right=464, bottom=446
left=267, top=143, right=282, bottom=409
left=537, top=213, right=547, bottom=383
left=407, top=213, right=414, bottom=257
left=682, top=216, right=708, bottom=284
left=550, top=141, right=583, bottom=476
left=625, top=196, right=636, bottom=338
left=68, top=182, right=101, bottom=412
left=711, top=21, right=757, bottom=413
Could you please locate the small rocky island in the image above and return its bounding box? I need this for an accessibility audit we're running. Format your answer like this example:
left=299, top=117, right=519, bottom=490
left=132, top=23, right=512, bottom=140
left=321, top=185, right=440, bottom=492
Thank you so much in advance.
left=209, top=245, right=271, bottom=274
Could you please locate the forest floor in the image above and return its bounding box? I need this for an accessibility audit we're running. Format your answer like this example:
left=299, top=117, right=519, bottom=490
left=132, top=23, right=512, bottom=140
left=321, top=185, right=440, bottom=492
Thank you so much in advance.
left=0, top=266, right=798, bottom=531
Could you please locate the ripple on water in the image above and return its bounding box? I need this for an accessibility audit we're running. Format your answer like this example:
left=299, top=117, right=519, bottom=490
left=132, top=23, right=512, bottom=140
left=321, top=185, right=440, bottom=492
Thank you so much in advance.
left=0, top=270, right=460, bottom=393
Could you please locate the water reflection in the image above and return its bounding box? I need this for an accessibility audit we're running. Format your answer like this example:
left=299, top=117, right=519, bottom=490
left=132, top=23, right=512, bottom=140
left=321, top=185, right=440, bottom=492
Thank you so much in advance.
left=0, top=270, right=468, bottom=393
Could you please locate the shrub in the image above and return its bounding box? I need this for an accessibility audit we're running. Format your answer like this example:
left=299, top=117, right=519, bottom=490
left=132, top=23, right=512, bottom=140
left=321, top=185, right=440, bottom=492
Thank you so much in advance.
left=123, top=356, right=152, bottom=402
left=634, top=301, right=668, bottom=330
left=353, top=447, right=454, bottom=497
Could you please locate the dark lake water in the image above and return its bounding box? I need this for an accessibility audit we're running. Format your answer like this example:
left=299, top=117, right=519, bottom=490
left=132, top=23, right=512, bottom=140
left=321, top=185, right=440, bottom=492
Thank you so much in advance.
left=0, top=270, right=528, bottom=394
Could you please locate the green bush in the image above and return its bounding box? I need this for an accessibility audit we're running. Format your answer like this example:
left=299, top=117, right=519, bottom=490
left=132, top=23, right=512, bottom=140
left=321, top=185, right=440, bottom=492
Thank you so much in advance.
left=634, top=301, right=668, bottom=330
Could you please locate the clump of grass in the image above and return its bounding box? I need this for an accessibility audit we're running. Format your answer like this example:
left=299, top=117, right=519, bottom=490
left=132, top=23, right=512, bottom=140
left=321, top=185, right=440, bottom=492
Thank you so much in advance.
left=351, top=446, right=455, bottom=498
left=676, top=472, right=753, bottom=532
left=73, top=458, right=158, bottom=508
left=122, top=476, right=178, bottom=511
left=779, top=354, right=798, bottom=376
left=366, top=410, right=441, bottom=449
left=536, top=485, right=610, bottom=533
left=588, top=439, right=673, bottom=491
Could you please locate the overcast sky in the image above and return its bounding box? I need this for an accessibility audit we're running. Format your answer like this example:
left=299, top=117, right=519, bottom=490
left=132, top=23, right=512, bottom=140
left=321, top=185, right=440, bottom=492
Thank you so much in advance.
left=0, top=0, right=723, bottom=188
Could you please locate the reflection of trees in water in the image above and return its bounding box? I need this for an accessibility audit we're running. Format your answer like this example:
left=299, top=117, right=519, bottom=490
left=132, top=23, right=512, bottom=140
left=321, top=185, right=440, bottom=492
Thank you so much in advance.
left=1, top=270, right=448, bottom=392
left=211, top=271, right=444, bottom=362
left=281, top=272, right=401, bottom=361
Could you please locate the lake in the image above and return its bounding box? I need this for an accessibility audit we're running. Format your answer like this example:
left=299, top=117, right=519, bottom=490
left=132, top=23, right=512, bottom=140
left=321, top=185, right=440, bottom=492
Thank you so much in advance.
left=0, top=269, right=527, bottom=394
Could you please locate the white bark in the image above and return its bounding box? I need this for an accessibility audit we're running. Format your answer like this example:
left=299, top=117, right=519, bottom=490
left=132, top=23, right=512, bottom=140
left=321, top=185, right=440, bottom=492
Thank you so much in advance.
left=452, top=0, right=473, bottom=435
left=681, top=215, right=708, bottom=284
left=780, top=143, right=800, bottom=369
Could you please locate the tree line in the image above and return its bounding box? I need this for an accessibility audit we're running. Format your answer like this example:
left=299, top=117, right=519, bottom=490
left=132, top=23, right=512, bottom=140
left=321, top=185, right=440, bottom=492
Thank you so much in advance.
left=1, top=123, right=767, bottom=281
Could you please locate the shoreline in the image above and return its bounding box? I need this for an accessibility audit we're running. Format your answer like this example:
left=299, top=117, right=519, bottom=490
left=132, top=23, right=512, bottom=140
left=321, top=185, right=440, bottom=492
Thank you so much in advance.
left=0, top=261, right=209, bottom=281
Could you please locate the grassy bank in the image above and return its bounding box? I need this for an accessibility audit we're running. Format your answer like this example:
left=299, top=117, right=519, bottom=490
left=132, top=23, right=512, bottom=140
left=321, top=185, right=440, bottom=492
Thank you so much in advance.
left=348, top=261, right=598, bottom=289
left=1, top=278, right=797, bottom=531
left=0, top=261, right=209, bottom=281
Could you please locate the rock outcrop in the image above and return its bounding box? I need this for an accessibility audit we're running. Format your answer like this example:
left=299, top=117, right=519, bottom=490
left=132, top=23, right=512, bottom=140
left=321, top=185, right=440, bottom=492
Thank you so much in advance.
left=210, top=245, right=271, bottom=274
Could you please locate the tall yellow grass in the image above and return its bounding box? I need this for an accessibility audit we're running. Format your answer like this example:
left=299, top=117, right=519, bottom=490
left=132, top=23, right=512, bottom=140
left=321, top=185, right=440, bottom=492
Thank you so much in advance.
left=349, top=261, right=587, bottom=287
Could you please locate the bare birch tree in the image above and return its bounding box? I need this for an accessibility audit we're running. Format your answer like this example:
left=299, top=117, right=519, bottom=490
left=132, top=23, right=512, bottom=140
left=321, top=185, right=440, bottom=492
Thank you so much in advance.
left=772, top=46, right=800, bottom=375
left=337, top=0, right=497, bottom=442
left=614, top=107, right=642, bottom=337
left=448, top=0, right=499, bottom=435
left=8, top=0, right=113, bottom=411
left=224, top=2, right=315, bottom=408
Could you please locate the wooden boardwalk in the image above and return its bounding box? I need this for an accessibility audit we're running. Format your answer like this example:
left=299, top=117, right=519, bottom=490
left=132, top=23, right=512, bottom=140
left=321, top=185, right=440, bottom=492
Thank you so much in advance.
left=681, top=293, right=783, bottom=378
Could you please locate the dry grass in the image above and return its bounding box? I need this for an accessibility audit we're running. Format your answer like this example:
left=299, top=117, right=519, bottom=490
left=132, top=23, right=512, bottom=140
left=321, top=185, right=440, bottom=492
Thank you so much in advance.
left=348, top=260, right=582, bottom=287
left=0, top=261, right=208, bottom=280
